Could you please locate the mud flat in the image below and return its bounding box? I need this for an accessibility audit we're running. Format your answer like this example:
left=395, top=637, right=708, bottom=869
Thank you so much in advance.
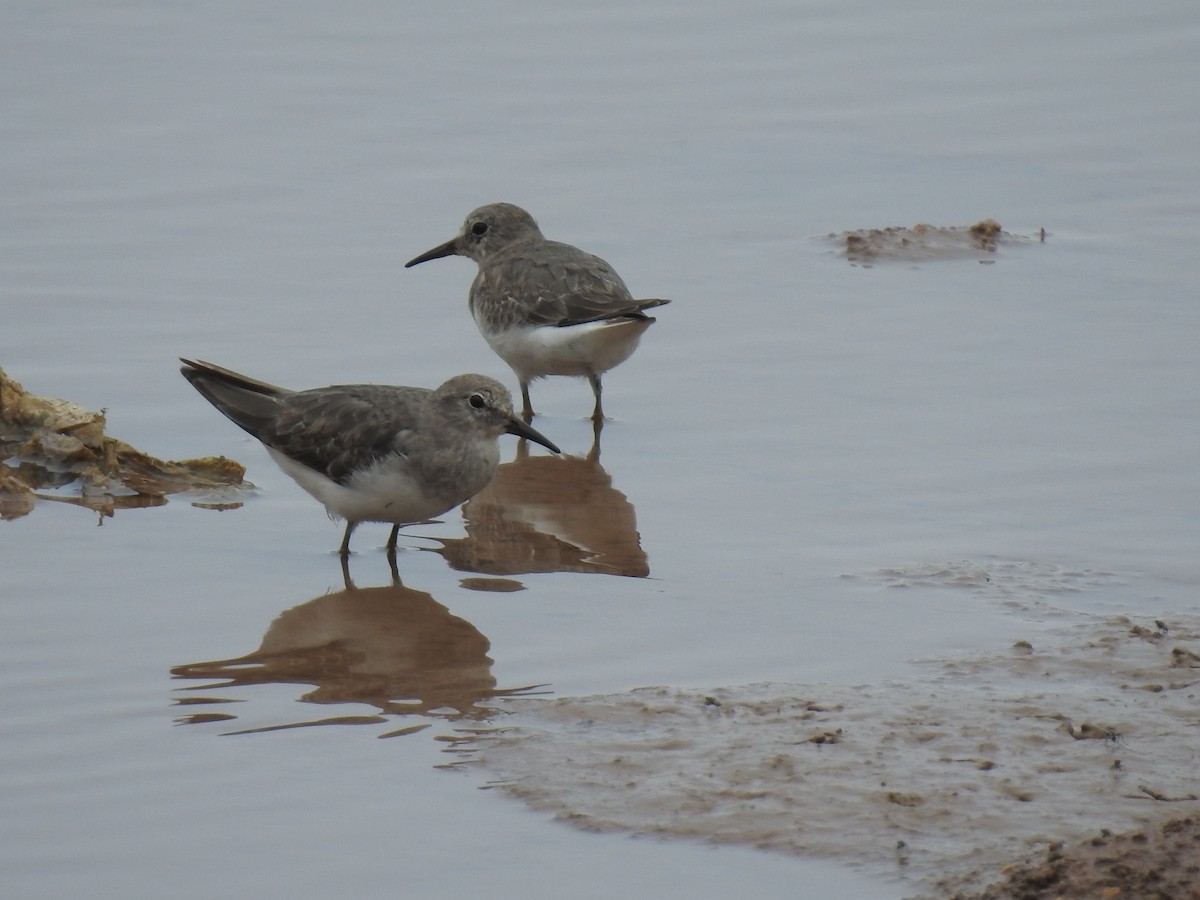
left=468, top=597, right=1199, bottom=897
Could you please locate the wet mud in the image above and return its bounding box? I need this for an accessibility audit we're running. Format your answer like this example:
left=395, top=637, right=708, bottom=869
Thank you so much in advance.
left=953, top=815, right=1200, bottom=899
left=828, top=220, right=1044, bottom=265
left=466, top=572, right=1200, bottom=896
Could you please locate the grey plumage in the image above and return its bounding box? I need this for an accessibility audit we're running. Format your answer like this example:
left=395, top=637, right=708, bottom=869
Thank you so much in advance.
left=405, top=203, right=668, bottom=420
left=180, top=358, right=559, bottom=555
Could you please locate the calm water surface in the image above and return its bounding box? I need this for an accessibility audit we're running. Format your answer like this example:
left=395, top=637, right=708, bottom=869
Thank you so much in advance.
left=3, top=1, right=1197, bottom=897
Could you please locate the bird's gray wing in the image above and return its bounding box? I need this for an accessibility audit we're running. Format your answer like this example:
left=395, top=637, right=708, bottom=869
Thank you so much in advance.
left=262, top=385, right=429, bottom=485
left=476, top=241, right=663, bottom=329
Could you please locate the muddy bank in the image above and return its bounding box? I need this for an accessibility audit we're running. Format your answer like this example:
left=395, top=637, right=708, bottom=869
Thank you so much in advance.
left=953, top=815, right=1200, bottom=899
left=468, top=598, right=1199, bottom=896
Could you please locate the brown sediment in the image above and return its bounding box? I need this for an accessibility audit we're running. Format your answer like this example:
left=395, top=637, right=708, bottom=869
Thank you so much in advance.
left=469, top=605, right=1200, bottom=896
left=951, top=816, right=1200, bottom=899
left=1, top=365, right=247, bottom=519
left=830, top=219, right=1040, bottom=264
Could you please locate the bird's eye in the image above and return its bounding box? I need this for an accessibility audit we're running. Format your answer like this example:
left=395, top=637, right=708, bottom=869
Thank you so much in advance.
left=470, top=221, right=488, bottom=236
left=468, top=393, right=486, bottom=409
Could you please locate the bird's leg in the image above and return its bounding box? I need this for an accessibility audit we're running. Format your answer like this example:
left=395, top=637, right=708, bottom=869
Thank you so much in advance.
left=589, top=415, right=603, bottom=461
left=386, top=523, right=401, bottom=553
left=339, top=521, right=358, bottom=557
left=589, top=373, right=605, bottom=422
left=520, top=380, right=535, bottom=422
left=386, top=543, right=401, bottom=585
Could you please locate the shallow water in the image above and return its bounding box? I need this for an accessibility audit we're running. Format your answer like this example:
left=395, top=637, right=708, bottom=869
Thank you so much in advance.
left=3, top=1, right=1198, bottom=897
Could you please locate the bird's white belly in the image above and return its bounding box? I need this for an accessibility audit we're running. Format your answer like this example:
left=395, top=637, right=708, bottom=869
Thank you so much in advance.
left=268, top=447, right=450, bottom=525
left=481, top=318, right=653, bottom=381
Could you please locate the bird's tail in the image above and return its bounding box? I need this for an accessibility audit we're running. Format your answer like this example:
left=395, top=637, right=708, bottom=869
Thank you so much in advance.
left=636, top=298, right=671, bottom=312
left=180, top=358, right=289, bottom=440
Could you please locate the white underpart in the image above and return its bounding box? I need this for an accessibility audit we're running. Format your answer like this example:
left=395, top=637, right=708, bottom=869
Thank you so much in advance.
left=480, top=318, right=653, bottom=383
left=267, top=447, right=455, bottom=526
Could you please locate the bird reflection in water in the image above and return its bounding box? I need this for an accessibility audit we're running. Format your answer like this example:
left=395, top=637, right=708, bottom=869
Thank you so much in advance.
left=435, top=431, right=649, bottom=578
left=171, top=560, right=545, bottom=737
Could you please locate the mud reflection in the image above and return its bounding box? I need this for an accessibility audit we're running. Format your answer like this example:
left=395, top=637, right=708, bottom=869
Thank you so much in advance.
left=436, top=434, right=649, bottom=578
left=171, top=566, right=544, bottom=736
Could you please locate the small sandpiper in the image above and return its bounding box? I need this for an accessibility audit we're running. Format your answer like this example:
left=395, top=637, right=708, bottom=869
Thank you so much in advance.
left=405, top=202, right=669, bottom=421
left=180, top=358, right=559, bottom=555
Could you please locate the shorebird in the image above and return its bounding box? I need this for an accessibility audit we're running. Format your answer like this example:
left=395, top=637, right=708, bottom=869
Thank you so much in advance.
left=405, top=202, right=668, bottom=421
left=180, top=358, right=559, bottom=555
